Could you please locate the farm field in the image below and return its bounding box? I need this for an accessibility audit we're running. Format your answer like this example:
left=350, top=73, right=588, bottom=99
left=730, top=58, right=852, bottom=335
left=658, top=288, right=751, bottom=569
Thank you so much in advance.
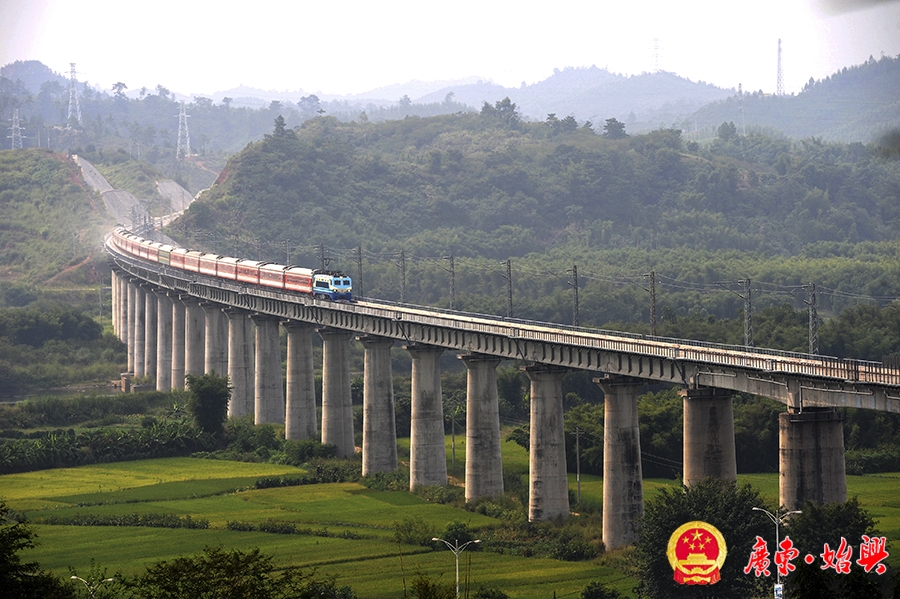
left=3, top=446, right=899, bottom=598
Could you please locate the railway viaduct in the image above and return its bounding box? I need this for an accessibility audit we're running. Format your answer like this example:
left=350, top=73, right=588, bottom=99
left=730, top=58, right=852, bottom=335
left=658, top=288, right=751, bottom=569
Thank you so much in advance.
left=106, top=231, right=900, bottom=550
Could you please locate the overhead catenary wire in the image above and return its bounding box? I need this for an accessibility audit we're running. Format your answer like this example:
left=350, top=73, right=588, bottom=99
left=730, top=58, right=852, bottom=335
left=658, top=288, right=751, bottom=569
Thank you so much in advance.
left=165, top=226, right=900, bottom=316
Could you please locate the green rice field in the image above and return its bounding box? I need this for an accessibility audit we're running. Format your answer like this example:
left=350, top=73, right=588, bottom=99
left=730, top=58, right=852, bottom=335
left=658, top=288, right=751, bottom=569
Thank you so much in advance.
left=3, top=439, right=899, bottom=598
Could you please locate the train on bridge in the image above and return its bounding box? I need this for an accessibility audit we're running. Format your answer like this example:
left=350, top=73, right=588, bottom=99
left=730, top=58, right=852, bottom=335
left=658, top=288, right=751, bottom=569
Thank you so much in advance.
left=109, top=226, right=353, bottom=301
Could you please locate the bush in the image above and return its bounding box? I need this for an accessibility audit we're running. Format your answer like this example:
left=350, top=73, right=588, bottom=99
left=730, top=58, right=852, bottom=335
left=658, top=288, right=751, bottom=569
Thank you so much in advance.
left=393, top=516, right=438, bottom=547
left=283, top=438, right=338, bottom=464
left=129, top=545, right=358, bottom=599
left=410, top=574, right=455, bottom=599
left=439, top=521, right=476, bottom=547
left=361, top=469, right=409, bottom=491
left=257, top=520, right=297, bottom=535
left=413, top=484, right=465, bottom=505
left=185, top=372, right=230, bottom=437
left=472, top=586, right=509, bottom=599
left=581, top=581, right=625, bottom=599
left=845, top=445, right=900, bottom=474
left=33, top=512, right=208, bottom=529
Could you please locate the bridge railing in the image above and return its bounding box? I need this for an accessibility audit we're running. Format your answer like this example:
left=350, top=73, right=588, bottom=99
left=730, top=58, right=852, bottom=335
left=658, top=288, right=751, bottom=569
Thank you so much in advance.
left=108, top=239, right=900, bottom=388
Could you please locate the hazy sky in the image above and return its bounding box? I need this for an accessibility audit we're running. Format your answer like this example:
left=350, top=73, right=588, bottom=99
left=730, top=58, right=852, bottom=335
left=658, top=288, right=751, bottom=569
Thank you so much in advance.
left=2, top=0, right=899, bottom=98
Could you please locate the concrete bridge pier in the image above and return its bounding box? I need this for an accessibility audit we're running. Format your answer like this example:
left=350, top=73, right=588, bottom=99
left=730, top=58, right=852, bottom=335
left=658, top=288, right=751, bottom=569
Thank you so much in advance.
left=143, top=286, right=157, bottom=382
left=202, top=303, right=228, bottom=377
left=780, top=408, right=847, bottom=510
left=126, top=281, right=136, bottom=374
left=319, top=328, right=355, bottom=458
left=170, top=294, right=186, bottom=390
left=251, top=314, right=284, bottom=424
left=359, top=336, right=398, bottom=476
left=284, top=321, right=317, bottom=440
left=225, top=308, right=254, bottom=418
left=120, top=274, right=129, bottom=343
left=154, top=290, right=173, bottom=391
left=524, top=364, right=569, bottom=522
left=406, top=344, right=447, bottom=490
left=596, top=376, right=645, bottom=550
left=183, top=297, right=205, bottom=377
left=681, top=387, right=737, bottom=485
left=111, top=270, right=122, bottom=341
left=460, top=353, right=504, bottom=502
left=133, top=284, right=146, bottom=378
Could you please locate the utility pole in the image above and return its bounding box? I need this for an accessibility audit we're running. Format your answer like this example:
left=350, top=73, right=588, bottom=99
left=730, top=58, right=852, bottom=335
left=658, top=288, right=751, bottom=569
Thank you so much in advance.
left=444, top=254, right=456, bottom=310
left=743, top=278, right=753, bottom=347
left=646, top=271, right=657, bottom=336
left=567, top=264, right=580, bottom=326
left=717, top=279, right=753, bottom=346
left=806, top=283, right=819, bottom=355
left=501, top=259, right=513, bottom=318
left=575, top=427, right=582, bottom=504
left=776, top=39, right=785, bottom=97
left=353, top=245, right=363, bottom=298
left=66, top=63, right=82, bottom=129
left=398, top=249, right=407, bottom=303
left=176, top=101, right=191, bottom=159
left=8, top=109, right=24, bottom=149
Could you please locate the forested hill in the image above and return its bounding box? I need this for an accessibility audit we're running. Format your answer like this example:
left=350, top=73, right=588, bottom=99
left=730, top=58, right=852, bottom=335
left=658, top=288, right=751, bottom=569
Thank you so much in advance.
left=690, top=54, right=900, bottom=144
left=173, top=107, right=900, bottom=357
left=181, top=106, right=900, bottom=258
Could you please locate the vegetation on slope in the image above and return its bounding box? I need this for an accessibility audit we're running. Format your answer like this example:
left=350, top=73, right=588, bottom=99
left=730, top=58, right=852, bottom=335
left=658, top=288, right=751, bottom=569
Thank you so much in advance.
left=170, top=109, right=900, bottom=356
left=0, top=149, right=109, bottom=284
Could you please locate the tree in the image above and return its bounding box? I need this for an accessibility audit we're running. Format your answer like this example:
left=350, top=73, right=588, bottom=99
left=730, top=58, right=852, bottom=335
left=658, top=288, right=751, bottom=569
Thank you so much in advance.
left=784, top=498, right=887, bottom=598
left=410, top=574, right=455, bottom=599
left=481, top=98, right=520, bottom=127
left=185, top=372, right=231, bottom=437
left=272, top=115, right=288, bottom=137
left=0, top=502, right=75, bottom=598
left=717, top=121, right=738, bottom=142
left=602, top=118, right=627, bottom=139
left=298, top=95, right=320, bottom=119
left=581, top=581, right=625, bottom=599
left=494, top=97, right=519, bottom=127
left=128, top=545, right=356, bottom=599
left=111, top=82, right=127, bottom=100
left=634, top=478, right=769, bottom=599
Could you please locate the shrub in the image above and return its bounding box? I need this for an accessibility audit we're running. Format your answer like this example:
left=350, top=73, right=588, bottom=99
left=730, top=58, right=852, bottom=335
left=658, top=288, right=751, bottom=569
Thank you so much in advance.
left=393, top=516, right=438, bottom=547
left=283, top=438, right=337, bottom=464
left=414, top=484, right=465, bottom=505
left=581, top=581, right=625, bottom=599
left=257, top=520, right=297, bottom=534
left=361, top=469, right=409, bottom=491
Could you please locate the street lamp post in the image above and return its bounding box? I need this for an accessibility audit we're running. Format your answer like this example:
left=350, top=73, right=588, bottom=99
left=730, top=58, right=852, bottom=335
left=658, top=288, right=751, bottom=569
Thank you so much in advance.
left=752, top=507, right=801, bottom=595
left=71, top=575, right=115, bottom=598
left=432, top=537, right=481, bottom=599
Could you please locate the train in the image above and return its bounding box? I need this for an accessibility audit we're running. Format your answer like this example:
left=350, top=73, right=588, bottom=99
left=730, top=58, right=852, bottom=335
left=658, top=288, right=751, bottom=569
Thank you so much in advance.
left=108, top=226, right=353, bottom=301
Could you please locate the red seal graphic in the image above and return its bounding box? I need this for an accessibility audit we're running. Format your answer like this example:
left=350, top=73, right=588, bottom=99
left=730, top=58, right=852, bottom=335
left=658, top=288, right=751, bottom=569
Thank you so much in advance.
left=667, top=521, right=728, bottom=585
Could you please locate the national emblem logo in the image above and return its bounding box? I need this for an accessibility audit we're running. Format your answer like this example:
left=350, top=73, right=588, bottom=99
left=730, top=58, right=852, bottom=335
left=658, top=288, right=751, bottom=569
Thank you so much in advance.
left=667, top=521, right=728, bottom=585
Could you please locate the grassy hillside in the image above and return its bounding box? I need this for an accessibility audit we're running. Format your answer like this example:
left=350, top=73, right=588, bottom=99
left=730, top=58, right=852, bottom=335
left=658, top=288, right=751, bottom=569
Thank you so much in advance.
left=0, top=149, right=110, bottom=286
left=4, top=456, right=898, bottom=598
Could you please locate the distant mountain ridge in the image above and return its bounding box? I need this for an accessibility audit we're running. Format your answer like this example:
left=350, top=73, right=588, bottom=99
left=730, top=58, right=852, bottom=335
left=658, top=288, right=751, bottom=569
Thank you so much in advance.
left=686, top=54, right=900, bottom=144
left=417, top=66, right=733, bottom=126
left=2, top=56, right=898, bottom=147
